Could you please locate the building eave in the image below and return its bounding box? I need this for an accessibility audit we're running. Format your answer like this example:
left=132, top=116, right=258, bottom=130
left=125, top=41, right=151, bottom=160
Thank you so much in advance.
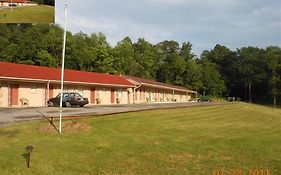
left=0, top=76, right=135, bottom=88
left=141, top=82, right=196, bottom=93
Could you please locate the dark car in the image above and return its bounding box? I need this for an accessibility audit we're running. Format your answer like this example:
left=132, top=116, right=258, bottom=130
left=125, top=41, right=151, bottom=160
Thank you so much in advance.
left=197, top=96, right=213, bottom=102
left=47, top=92, right=89, bottom=107
left=9, top=3, right=17, bottom=6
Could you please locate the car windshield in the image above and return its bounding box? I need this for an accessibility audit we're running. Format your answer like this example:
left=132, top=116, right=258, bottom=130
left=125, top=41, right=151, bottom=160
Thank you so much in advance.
left=55, top=93, right=69, bottom=98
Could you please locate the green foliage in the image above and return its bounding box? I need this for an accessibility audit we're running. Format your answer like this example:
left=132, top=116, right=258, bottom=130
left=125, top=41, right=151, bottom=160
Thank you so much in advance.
left=0, top=24, right=280, bottom=105
left=112, top=36, right=137, bottom=75
left=32, top=0, right=54, bottom=6
left=36, top=50, right=58, bottom=67
left=133, top=38, right=158, bottom=79
left=198, top=60, right=226, bottom=96
left=265, top=46, right=281, bottom=106
left=155, top=40, right=184, bottom=84
left=201, top=44, right=281, bottom=105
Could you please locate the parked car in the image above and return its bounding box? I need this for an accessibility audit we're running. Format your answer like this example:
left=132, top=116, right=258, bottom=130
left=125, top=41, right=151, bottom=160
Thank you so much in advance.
left=197, top=96, right=213, bottom=102
left=227, top=96, right=236, bottom=102
left=9, top=3, right=17, bottom=6
left=47, top=92, right=89, bottom=107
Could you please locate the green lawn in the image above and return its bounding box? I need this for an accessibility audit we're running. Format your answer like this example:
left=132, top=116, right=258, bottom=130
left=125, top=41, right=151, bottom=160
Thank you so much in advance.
left=0, top=5, right=54, bottom=23
left=0, top=103, right=280, bottom=174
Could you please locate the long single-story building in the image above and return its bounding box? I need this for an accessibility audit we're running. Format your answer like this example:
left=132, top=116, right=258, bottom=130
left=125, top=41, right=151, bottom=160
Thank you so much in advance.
left=0, top=0, right=36, bottom=7
left=0, top=62, right=197, bottom=107
left=122, top=75, right=197, bottom=103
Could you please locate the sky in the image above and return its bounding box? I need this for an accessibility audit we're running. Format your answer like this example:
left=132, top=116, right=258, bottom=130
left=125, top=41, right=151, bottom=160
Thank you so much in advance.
left=55, top=0, right=281, bottom=56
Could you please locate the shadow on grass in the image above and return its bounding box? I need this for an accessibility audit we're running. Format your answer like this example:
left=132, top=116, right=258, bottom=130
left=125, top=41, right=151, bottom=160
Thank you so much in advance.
left=22, top=153, right=29, bottom=168
left=32, top=107, right=59, bottom=133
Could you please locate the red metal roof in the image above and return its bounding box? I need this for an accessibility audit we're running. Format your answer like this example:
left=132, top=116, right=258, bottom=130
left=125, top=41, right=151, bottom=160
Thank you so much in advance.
left=122, top=75, right=196, bottom=93
left=0, top=62, right=134, bottom=87
left=0, top=0, right=27, bottom=2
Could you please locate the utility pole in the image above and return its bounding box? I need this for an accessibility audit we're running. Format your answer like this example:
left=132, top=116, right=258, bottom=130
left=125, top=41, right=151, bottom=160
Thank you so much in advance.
left=59, top=4, right=68, bottom=134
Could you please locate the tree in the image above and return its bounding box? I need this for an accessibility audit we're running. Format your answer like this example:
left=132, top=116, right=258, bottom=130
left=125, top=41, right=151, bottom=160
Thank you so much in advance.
left=265, top=46, right=281, bottom=107
left=200, top=45, right=238, bottom=96
left=180, top=42, right=195, bottom=61
left=237, top=47, right=267, bottom=103
left=197, top=60, right=226, bottom=96
left=183, top=59, right=203, bottom=91
left=36, top=50, right=58, bottom=67
left=155, top=40, right=184, bottom=85
left=91, top=33, right=115, bottom=74
left=112, top=37, right=139, bottom=75
left=133, top=38, right=157, bottom=79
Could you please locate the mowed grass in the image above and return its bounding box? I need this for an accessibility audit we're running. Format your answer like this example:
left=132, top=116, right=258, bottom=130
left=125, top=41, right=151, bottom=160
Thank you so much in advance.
left=0, top=5, right=54, bottom=23
left=0, top=103, right=280, bottom=174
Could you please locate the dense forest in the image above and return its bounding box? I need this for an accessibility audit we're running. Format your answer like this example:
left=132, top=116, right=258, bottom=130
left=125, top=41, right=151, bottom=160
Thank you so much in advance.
left=0, top=24, right=280, bottom=106
left=32, top=0, right=55, bottom=6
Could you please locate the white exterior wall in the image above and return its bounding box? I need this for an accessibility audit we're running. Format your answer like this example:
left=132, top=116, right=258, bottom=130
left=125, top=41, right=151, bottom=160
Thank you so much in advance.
left=0, top=79, right=195, bottom=107
left=64, top=85, right=88, bottom=97
left=0, top=82, right=9, bottom=107
left=116, top=88, right=128, bottom=104
left=96, top=88, right=110, bottom=104
left=174, top=93, right=180, bottom=102
left=0, top=2, right=9, bottom=7
left=0, top=82, right=48, bottom=107
left=128, top=88, right=133, bottom=104
left=134, top=89, right=146, bottom=103
left=18, top=83, right=46, bottom=107
left=50, top=85, right=131, bottom=105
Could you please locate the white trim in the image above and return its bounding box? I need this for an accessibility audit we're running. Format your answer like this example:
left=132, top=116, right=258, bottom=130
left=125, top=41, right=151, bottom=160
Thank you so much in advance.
left=141, top=82, right=196, bottom=93
left=0, top=76, right=134, bottom=88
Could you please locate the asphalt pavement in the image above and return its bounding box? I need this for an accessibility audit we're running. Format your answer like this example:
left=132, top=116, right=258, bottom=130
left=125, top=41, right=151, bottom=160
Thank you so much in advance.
left=0, top=102, right=228, bottom=127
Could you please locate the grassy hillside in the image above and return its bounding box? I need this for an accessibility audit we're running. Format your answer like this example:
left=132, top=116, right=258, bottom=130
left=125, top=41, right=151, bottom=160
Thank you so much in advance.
left=0, top=5, right=54, bottom=23
left=0, top=103, right=280, bottom=174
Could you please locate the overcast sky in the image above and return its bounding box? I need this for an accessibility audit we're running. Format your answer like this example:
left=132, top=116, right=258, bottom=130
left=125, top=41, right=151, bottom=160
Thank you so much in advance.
left=55, top=0, right=281, bottom=56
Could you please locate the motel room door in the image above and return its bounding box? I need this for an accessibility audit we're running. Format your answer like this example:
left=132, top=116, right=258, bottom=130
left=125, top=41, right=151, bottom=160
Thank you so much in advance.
left=10, top=84, right=19, bottom=106
left=49, top=86, right=54, bottom=99
left=111, top=89, right=115, bottom=104
left=91, top=88, right=95, bottom=104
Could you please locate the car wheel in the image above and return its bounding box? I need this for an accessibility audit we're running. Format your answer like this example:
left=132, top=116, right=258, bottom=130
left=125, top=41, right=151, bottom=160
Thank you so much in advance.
left=48, top=101, right=54, bottom=107
left=65, top=102, right=71, bottom=108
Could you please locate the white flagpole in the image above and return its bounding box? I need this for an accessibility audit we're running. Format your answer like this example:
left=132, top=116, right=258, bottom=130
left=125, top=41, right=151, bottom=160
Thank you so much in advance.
left=59, top=4, right=68, bottom=134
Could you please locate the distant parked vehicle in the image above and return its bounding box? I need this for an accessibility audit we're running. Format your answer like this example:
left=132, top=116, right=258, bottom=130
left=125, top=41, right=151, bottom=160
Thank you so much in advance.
left=9, top=3, right=17, bottom=6
left=47, top=92, right=89, bottom=107
left=227, top=97, right=236, bottom=102
left=197, top=96, right=213, bottom=102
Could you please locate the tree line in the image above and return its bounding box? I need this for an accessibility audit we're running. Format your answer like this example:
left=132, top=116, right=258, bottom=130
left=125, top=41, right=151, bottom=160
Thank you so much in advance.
left=32, top=0, right=55, bottom=6
left=0, top=24, right=280, bottom=106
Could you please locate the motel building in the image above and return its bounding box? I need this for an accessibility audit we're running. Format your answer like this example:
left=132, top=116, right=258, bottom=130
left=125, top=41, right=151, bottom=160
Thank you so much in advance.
left=0, top=0, right=36, bottom=7
left=0, top=62, right=197, bottom=108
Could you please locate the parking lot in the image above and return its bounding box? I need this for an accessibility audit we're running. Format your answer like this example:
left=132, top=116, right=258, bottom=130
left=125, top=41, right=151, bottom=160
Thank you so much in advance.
left=0, top=102, right=227, bottom=127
